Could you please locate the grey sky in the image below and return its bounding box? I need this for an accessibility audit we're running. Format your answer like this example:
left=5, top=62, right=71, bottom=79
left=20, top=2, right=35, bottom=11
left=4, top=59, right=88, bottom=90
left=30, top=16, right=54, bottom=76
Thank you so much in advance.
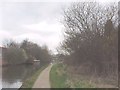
left=0, top=0, right=118, bottom=53
left=0, top=1, right=70, bottom=53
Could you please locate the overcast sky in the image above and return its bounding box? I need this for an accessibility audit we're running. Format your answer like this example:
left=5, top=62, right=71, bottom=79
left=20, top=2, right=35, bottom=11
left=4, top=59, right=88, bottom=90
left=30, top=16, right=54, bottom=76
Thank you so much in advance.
left=0, top=0, right=118, bottom=53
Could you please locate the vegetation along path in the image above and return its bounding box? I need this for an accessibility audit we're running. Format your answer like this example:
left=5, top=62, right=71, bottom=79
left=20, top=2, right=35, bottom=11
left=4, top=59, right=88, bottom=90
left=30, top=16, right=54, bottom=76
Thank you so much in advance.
left=32, top=64, right=53, bottom=88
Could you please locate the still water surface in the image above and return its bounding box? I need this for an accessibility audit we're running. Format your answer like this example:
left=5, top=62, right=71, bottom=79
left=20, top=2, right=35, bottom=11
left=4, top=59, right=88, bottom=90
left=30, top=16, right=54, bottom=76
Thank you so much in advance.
left=1, top=63, right=41, bottom=89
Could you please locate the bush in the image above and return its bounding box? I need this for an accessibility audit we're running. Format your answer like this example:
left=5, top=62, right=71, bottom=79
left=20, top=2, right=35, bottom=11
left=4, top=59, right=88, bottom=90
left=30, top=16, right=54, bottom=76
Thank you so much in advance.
left=3, top=47, right=28, bottom=65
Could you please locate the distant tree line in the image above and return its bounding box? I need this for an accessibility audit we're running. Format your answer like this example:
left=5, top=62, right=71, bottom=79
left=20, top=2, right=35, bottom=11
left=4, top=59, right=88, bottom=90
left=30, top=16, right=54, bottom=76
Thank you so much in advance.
left=59, top=2, right=118, bottom=79
left=2, top=39, right=51, bottom=65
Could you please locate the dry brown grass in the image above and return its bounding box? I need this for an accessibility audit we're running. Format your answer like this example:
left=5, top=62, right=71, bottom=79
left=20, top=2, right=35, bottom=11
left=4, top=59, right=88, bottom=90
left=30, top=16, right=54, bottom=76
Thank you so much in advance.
left=66, top=63, right=118, bottom=88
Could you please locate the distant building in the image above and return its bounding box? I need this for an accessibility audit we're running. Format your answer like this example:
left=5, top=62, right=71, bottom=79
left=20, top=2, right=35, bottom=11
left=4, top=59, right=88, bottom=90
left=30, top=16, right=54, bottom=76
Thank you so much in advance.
left=0, top=47, right=7, bottom=66
left=0, top=47, right=2, bottom=66
left=0, top=47, right=1, bottom=59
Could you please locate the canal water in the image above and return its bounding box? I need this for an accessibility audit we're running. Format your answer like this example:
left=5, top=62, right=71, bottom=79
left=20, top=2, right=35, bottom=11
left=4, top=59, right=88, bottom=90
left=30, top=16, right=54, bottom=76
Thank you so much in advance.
left=1, top=63, right=41, bottom=89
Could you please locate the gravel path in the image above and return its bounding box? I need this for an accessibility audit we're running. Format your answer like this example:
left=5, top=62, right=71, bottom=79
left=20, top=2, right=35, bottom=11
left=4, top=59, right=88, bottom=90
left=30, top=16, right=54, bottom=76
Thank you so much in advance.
left=32, top=64, right=53, bottom=88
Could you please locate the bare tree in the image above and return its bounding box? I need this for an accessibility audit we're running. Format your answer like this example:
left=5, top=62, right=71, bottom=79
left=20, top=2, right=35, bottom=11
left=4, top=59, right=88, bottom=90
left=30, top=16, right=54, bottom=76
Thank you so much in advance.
left=60, top=2, right=118, bottom=80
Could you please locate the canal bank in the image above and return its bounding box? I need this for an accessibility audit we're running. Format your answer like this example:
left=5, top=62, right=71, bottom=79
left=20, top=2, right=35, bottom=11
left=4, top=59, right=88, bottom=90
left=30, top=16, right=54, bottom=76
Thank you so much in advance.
left=20, top=64, right=49, bottom=89
left=2, top=62, right=46, bottom=89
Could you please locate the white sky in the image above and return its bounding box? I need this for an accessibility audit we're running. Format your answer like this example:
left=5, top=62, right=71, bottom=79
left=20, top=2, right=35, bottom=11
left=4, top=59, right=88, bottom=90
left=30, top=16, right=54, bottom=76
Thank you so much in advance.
left=0, top=0, right=119, bottom=53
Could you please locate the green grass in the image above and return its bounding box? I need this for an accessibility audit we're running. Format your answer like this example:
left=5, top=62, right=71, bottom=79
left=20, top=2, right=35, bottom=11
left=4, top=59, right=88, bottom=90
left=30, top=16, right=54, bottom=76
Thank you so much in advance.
left=50, top=63, right=95, bottom=88
left=20, top=64, right=49, bottom=89
left=50, top=63, right=68, bottom=88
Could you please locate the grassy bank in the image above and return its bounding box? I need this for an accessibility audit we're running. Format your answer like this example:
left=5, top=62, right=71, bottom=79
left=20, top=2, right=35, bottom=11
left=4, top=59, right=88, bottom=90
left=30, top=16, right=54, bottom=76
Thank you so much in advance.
left=50, top=63, right=117, bottom=88
left=50, top=64, right=68, bottom=88
left=20, top=64, right=49, bottom=89
left=50, top=63, right=95, bottom=88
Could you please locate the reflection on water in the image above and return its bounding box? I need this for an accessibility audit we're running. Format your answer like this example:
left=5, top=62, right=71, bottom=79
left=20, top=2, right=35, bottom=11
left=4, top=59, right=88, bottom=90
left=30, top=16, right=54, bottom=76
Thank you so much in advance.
left=2, top=63, right=41, bottom=88
left=0, top=79, right=2, bottom=90
left=2, top=81, right=22, bottom=88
